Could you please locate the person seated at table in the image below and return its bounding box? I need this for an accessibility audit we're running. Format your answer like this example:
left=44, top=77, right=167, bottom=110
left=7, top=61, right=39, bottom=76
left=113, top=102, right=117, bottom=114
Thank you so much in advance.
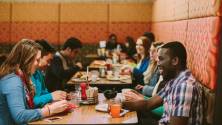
left=123, top=41, right=204, bottom=125
left=45, top=37, right=83, bottom=92
left=122, top=36, right=137, bottom=62
left=123, top=36, right=151, bottom=85
left=106, top=33, right=118, bottom=51
left=0, top=39, right=68, bottom=125
left=135, top=42, right=164, bottom=96
left=31, top=39, right=67, bottom=108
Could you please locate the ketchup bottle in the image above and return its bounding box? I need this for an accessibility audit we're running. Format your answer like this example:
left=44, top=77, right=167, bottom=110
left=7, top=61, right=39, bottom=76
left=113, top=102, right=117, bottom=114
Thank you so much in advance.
left=80, top=83, right=87, bottom=100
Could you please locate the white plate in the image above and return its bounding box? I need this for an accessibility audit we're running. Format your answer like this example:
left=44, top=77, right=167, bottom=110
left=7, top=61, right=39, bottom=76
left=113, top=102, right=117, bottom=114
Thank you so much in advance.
left=106, top=76, right=120, bottom=81
left=95, top=104, right=109, bottom=112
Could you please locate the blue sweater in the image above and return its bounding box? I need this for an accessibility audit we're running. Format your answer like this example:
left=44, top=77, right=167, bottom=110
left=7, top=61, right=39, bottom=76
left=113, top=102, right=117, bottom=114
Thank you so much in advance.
left=142, top=68, right=160, bottom=97
left=132, top=58, right=149, bottom=84
left=31, top=69, right=53, bottom=108
left=0, top=73, right=42, bottom=125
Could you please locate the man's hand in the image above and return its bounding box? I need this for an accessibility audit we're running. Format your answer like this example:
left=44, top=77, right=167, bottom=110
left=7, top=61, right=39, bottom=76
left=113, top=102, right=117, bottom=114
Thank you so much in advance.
left=123, top=90, right=144, bottom=102
left=135, top=84, right=144, bottom=90
left=123, top=95, right=163, bottom=112
left=51, top=90, right=67, bottom=101
left=75, top=62, right=83, bottom=69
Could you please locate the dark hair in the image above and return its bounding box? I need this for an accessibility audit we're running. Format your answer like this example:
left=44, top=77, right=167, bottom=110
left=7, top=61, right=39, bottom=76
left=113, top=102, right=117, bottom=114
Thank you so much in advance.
left=161, top=41, right=187, bottom=69
left=126, top=36, right=135, bottom=47
left=143, top=32, right=155, bottom=43
left=124, top=36, right=136, bottom=57
left=108, top=33, right=117, bottom=40
left=35, top=39, right=55, bottom=57
left=0, top=54, right=7, bottom=66
left=63, top=37, right=82, bottom=50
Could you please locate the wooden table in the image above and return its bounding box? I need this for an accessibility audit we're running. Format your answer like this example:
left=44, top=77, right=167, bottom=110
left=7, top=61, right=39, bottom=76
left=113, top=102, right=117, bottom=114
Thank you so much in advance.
left=67, top=71, right=132, bottom=85
left=29, top=94, right=138, bottom=125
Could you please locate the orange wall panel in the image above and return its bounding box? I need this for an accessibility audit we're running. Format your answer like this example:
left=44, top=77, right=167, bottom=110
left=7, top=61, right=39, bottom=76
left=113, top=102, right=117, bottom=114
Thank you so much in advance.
left=60, top=22, right=108, bottom=44
left=151, top=22, right=173, bottom=42
left=59, top=22, right=150, bottom=44
left=0, top=22, right=10, bottom=43
left=152, top=0, right=189, bottom=22
left=151, top=0, right=174, bottom=22
left=0, top=3, right=10, bottom=22
left=186, top=17, right=221, bottom=90
left=109, top=22, right=151, bottom=42
left=174, top=0, right=188, bottom=20
left=110, top=3, right=152, bottom=22
left=12, top=3, right=58, bottom=22
left=0, top=2, right=152, bottom=44
left=60, top=3, right=108, bottom=22
left=189, top=0, right=222, bottom=18
left=151, top=17, right=221, bottom=90
left=11, top=22, right=59, bottom=44
left=171, top=20, right=188, bottom=43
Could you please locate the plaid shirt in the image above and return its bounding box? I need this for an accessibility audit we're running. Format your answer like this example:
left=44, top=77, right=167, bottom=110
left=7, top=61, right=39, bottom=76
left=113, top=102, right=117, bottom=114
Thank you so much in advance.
left=158, top=69, right=203, bottom=125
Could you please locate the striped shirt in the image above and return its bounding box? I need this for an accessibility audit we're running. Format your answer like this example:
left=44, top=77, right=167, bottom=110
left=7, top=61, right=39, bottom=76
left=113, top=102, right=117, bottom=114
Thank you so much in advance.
left=157, top=69, right=203, bottom=125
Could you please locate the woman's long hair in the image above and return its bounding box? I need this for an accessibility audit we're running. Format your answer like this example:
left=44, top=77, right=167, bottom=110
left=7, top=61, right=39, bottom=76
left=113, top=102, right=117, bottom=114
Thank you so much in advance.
left=0, top=39, right=42, bottom=94
left=143, top=42, right=163, bottom=84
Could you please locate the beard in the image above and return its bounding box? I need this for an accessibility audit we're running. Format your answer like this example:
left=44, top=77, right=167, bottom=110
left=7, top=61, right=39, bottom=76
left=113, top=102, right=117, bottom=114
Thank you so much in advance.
left=162, top=69, right=177, bottom=81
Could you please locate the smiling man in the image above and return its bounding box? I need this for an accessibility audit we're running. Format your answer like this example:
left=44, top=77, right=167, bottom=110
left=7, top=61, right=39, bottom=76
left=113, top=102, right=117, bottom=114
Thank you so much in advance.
left=123, top=41, right=204, bottom=125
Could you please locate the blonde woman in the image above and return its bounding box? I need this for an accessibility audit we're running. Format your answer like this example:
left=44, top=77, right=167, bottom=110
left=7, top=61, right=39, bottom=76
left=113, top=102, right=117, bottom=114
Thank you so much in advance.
left=135, top=42, right=163, bottom=96
left=0, top=39, right=68, bottom=125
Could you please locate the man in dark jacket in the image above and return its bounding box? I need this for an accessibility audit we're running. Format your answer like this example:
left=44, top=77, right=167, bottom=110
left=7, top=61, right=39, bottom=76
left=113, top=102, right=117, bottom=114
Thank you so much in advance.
left=45, top=37, right=82, bottom=92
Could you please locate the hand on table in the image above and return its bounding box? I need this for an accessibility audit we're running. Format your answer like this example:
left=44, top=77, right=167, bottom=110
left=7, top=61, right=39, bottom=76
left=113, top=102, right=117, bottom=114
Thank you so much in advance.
left=49, top=100, right=68, bottom=115
left=51, top=90, right=67, bottom=101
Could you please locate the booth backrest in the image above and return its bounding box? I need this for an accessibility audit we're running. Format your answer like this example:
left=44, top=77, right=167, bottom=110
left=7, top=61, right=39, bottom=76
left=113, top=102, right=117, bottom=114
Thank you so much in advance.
left=151, top=1, right=221, bottom=124
left=151, top=0, right=222, bottom=90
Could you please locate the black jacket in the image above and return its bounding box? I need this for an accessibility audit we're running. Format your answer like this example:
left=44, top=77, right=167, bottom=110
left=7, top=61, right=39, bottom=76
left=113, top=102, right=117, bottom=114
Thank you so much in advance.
left=45, top=54, right=80, bottom=92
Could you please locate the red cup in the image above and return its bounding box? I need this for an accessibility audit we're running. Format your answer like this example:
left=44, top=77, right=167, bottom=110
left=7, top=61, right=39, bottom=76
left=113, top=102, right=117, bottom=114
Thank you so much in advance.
left=106, top=63, right=112, bottom=70
left=80, top=83, right=87, bottom=100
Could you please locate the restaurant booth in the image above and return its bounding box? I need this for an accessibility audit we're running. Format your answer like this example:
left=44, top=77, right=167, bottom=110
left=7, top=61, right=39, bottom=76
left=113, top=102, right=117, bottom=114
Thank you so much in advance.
left=0, top=0, right=222, bottom=124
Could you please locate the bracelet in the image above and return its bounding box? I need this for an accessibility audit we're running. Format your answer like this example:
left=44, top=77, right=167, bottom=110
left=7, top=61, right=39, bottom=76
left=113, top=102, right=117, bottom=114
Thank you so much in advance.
left=46, top=105, right=50, bottom=116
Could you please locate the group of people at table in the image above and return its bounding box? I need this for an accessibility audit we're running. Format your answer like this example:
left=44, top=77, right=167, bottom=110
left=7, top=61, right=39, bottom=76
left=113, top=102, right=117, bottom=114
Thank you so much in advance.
left=0, top=32, right=204, bottom=125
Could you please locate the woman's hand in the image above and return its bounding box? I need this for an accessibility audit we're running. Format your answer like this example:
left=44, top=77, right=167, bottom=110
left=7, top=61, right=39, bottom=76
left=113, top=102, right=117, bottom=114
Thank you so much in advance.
left=49, top=100, right=68, bottom=115
left=51, top=90, right=67, bottom=101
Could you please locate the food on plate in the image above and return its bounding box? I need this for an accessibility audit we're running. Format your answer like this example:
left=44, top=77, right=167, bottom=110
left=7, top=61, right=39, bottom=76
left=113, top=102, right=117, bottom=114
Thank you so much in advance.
left=93, top=60, right=106, bottom=66
left=106, top=75, right=119, bottom=81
